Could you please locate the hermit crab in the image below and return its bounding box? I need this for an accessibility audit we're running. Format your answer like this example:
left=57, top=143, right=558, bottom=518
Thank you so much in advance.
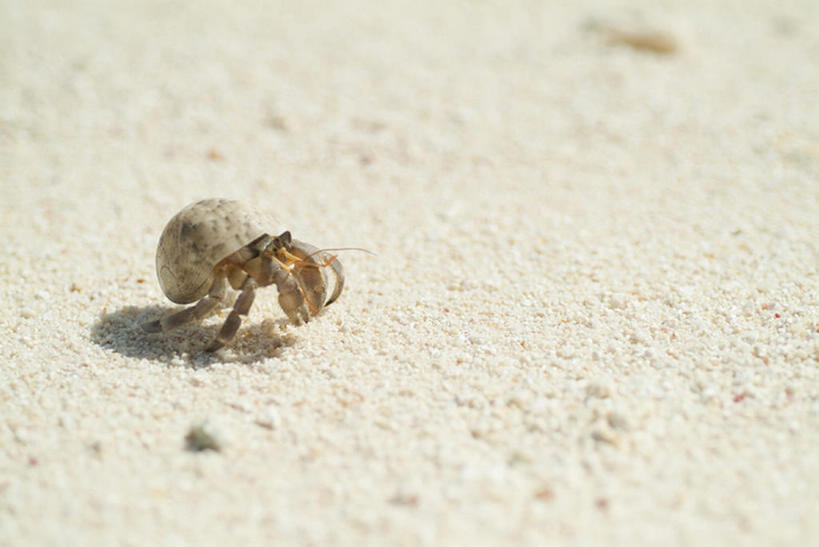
left=142, top=198, right=344, bottom=351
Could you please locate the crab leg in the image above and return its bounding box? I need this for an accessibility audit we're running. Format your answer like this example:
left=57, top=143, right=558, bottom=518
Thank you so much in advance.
left=206, top=278, right=257, bottom=351
left=142, top=276, right=226, bottom=333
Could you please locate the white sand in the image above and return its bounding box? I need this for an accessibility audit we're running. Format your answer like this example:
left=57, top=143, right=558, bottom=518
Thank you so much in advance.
left=2, top=1, right=818, bottom=545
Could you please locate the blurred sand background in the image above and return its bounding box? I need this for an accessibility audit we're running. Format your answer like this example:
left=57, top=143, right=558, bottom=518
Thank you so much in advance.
left=1, top=0, right=818, bottom=545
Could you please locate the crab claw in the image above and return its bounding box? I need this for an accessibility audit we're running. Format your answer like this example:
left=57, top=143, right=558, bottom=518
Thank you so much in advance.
left=289, top=239, right=345, bottom=311
left=278, top=285, right=310, bottom=324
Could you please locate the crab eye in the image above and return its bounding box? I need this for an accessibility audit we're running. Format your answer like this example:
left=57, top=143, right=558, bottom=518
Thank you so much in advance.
left=277, top=231, right=292, bottom=247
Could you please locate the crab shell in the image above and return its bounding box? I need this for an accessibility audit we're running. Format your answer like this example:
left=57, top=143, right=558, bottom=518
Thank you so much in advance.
left=155, top=199, right=283, bottom=304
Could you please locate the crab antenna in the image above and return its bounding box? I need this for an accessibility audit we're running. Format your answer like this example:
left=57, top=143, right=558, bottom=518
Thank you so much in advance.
left=304, top=247, right=375, bottom=261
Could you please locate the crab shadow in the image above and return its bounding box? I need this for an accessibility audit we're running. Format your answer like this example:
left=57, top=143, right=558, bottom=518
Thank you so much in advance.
left=90, top=305, right=295, bottom=366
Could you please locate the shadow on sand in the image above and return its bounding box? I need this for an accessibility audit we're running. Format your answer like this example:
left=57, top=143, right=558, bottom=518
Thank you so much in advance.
left=90, top=305, right=295, bottom=366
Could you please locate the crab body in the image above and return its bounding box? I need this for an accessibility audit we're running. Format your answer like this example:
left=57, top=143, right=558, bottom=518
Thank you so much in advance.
left=143, top=199, right=344, bottom=351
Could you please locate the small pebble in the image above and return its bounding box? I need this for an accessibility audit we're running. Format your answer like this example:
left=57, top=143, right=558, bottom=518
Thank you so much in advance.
left=185, top=422, right=221, bottom=452
left=255, top=405, right=282, bottom=430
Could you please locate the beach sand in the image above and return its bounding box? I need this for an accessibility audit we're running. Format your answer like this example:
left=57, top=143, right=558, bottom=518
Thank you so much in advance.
left=1, top=1, right=817, bottom=544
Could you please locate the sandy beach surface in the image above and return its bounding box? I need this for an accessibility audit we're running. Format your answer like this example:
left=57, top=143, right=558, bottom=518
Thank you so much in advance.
left=1, top=1, right=817, bottom=545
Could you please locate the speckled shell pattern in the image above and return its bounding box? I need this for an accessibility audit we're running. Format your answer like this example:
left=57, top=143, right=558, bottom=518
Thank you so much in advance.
left=155, top=199, right=273, bottom=304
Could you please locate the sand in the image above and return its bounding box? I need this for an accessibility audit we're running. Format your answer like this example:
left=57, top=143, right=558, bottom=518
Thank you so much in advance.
left=1, top=1, right=817, bottom=545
